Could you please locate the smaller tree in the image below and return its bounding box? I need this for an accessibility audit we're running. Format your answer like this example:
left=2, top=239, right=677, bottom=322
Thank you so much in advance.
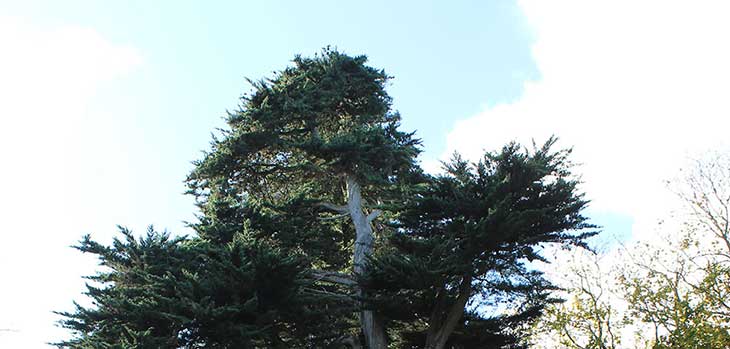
left=619, top=236, right=730, bottom=348
left=535, top=151, right=730, bottom=349
left=536, top=250, right=624, bottom=349
left=619, top=152, right=730, bottom=348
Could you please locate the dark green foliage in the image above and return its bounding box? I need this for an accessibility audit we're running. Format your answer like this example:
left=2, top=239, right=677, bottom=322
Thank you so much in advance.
left=187, top=48, right=420, bottom=217
left=58, top=49, right=595, bottom=348
left=55, top=227, right=339, bottom=348
left=186, top=47, right=422, bottom=281
left=366, top=139, right=596, bottom=347
left=55, top=228, right=192, bottom=348
left=181, top=48, right=423, bottom=347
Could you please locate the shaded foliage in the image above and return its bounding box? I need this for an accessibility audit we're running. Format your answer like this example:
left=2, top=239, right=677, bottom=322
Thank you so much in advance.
left=366, top=139, right=596, bottom=348
left=55, top=227, right=339, bottom=348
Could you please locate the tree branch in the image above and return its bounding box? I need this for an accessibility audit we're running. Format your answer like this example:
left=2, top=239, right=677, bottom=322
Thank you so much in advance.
left=310, top=270, right=357, bottom=287
left=318, top=213, right=350, bottom=221
left=366, top=209, right=382, bottom=223
left=318, top=202, right=350, bottom=214
left=334, top=334, right=362, bottom=349
left=301, top=288, right=356, bottom=302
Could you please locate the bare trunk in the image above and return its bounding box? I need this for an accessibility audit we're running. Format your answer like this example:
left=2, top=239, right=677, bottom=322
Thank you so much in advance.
left=424, top=275, right=472, bottom=349
left=346, top=174, right=388, bottom=348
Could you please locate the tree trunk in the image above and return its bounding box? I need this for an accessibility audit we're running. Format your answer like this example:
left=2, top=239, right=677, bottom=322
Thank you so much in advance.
left=341, top=334, right=362, bottom=349
left=346, top=174, right=388, bottom=348
left=424, top=275, right=473, bottom=349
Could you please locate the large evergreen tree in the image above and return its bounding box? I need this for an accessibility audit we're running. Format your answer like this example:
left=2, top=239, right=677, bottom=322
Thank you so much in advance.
left=57, top=48, right=595, bottom=348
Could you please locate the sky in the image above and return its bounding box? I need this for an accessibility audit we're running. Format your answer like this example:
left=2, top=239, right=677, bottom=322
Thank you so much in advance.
left=0, top=1, right=728, bottom=347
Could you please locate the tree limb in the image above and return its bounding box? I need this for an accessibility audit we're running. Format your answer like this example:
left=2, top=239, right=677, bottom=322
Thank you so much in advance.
left=310, top=270, right=357, bottom=287
left=339, top=335, right=362, bottom=349
left=318, top=213, right=350, bottom=221
left=366, top=209, right=382, bottom=223
left=318, top=202, right=350, bottom=214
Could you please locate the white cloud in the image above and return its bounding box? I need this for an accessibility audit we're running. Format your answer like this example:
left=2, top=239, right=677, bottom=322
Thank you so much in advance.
left=0, top=17, right=141, bottom=347
left=440, top=0, right=730, bottom=239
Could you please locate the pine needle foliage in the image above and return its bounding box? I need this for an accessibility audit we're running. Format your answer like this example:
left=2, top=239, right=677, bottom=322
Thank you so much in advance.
left=57, top=49, right=595, bottom=349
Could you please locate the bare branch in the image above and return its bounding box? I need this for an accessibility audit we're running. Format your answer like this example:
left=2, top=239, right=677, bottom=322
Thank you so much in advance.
left=302, top=288, right=356, bottom=302
left=318, top=213, right=350, bottom=221
left=318, top=202, right=350, bottom=214
left=366, top=209, right=382, bottom=223
left=310, top=270, right=357, bottom=287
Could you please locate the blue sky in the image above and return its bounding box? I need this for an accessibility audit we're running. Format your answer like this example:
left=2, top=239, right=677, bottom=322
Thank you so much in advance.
left=2, top=1, right=729, bottom=347
left=7, top=0, right=538, bottom=159
left=1, top=0, right=540, bottom=231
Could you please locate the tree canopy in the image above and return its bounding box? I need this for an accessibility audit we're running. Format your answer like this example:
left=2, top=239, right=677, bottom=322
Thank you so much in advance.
left=57, top=48, right=595, bottom=349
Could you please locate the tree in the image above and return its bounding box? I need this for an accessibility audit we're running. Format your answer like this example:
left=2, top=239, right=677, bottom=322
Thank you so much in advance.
left=57, top=49, right=595, bottom=348
left=616, top=153, right=730, bottom=348
left=534, top=152, right=730, bottom=349
left=617, top=234, right=730, bottom=348
left=533, top=250, right=624, bottom=349
left=618, top=153, right=730, bottom=348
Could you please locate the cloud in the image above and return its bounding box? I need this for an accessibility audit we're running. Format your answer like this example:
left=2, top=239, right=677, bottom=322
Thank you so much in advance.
left=0, top=16, right=142, bottom=192
left=0, top=16, right=141, bottom=347
left=0, top=16, right=141, bottom=144
left=439, top=0, right=730, bottom=238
